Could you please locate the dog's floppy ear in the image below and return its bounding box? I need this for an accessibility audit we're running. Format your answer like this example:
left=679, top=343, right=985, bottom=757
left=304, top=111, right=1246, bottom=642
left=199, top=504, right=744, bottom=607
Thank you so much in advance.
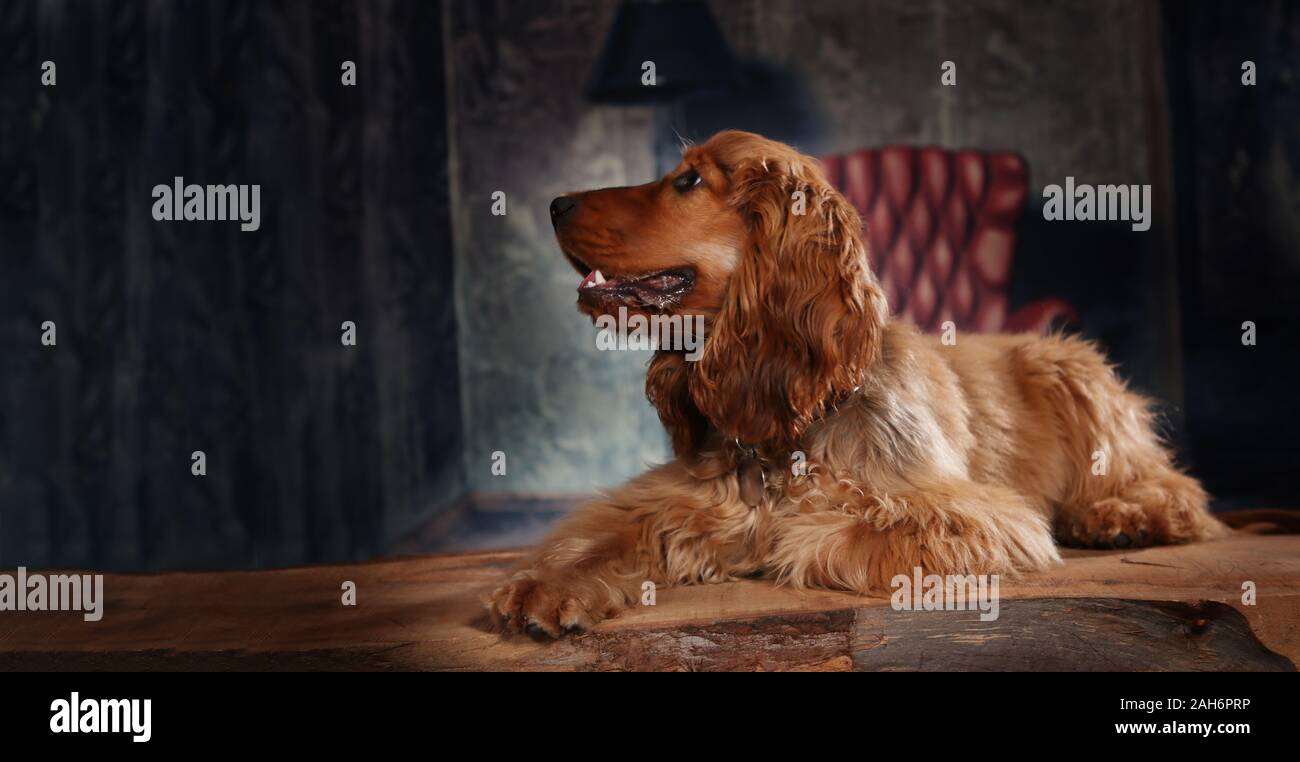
left=689, top=143, right=888, bottom=453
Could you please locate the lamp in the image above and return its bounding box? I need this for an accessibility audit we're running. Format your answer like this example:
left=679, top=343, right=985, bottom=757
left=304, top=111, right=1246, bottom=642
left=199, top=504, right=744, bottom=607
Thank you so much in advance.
left=586, top=0, right=740, bottom=105
left=586, top=1, right=740, bottom=173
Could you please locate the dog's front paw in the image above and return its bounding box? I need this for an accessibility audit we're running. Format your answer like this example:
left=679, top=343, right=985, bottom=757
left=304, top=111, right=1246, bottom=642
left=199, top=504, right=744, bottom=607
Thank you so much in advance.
left=1064, top=498, right=1155, bottom=549
left=1061, top=491, right=1227, bottom=549
left=487, top=569, right=625, bottom=639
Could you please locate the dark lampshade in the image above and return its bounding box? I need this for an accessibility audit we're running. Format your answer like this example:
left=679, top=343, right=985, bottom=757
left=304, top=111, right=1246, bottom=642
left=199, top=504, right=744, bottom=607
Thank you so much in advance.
left=586, top=1, right=740, bottom=104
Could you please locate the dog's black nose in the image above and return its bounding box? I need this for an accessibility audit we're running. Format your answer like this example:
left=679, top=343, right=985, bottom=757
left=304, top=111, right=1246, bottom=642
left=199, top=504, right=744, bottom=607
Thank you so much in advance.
left=549, top=196, right=577, bottom=227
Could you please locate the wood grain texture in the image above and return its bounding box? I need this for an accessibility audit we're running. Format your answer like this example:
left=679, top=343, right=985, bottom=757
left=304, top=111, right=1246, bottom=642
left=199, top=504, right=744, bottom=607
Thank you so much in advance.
left=0, top=534, right=1295, bottom=671
left=851, top=599, right=1292, bottom=672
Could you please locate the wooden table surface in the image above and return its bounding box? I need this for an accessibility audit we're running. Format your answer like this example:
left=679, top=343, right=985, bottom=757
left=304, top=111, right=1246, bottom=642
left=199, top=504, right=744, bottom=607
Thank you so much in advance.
left=1, top=534, right=1297, bottom=671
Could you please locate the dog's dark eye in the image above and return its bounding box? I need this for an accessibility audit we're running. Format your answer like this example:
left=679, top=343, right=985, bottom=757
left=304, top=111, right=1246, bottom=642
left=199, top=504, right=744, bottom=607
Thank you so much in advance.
left=673, top=169, right=702, bottom=193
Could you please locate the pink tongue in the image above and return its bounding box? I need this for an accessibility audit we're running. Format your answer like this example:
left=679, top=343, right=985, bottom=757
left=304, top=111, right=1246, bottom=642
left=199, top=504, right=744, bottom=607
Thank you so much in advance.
left=579, top=270, right=597, bottom=288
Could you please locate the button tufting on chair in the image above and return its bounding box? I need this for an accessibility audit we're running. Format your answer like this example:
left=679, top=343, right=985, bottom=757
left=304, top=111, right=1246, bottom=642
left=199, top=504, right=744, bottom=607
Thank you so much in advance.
left=821, top=146, right=1075, bottom=334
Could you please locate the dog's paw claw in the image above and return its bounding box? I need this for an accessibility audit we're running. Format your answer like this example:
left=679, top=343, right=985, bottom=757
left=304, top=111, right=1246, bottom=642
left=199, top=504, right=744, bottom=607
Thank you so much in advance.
left=1063, top=498, right=1156, bottom=549
left=488, top=571, right=620, bottom=639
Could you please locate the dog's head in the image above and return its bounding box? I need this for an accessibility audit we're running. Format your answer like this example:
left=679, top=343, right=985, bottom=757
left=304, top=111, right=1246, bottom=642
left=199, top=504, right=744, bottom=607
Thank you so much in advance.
left=551, top=131, right=888, bottom=456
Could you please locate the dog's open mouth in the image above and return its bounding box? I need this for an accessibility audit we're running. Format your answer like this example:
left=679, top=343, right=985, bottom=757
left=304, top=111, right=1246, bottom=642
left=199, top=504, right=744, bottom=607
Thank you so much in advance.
left=567, top=255, right=695, bottom=312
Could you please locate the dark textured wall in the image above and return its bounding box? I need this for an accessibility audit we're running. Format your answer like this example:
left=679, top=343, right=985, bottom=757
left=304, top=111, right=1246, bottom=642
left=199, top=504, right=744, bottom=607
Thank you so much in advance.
left=1165, top=0, right=1300, bottom=508
left=0, top=0, right=462, bottom=570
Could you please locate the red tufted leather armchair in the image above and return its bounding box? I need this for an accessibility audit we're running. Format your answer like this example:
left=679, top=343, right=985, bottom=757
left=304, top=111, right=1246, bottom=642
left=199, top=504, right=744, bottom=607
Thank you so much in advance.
left=821, top=146, right=1075, bottom=334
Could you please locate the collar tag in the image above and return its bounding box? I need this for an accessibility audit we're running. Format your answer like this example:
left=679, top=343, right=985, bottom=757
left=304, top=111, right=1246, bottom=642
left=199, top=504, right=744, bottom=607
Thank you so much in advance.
left=737, top=457, right=766, bottom=506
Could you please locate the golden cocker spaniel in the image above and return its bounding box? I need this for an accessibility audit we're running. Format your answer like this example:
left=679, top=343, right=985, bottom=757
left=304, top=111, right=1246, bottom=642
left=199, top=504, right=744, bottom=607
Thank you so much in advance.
left=489, top=130, right=1226, bottom=638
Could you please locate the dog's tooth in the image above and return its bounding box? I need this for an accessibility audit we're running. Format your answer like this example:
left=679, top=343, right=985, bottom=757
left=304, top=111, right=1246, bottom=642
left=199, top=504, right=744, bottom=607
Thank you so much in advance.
left=594, top=270, right=606, bottom=285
